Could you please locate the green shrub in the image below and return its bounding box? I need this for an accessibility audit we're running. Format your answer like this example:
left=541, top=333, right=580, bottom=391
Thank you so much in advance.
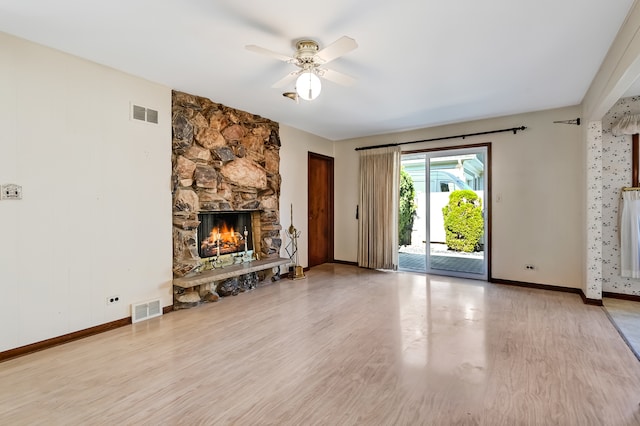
left=399, top=168, right=417, bottom=246
left=442, top=189, right=483, bottom=253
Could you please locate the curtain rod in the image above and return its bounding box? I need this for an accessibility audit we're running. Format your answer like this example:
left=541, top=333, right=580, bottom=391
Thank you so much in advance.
left=354, top=126, right=527, bottom=151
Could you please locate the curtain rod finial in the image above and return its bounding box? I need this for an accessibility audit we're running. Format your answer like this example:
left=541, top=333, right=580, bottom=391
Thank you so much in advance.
left=553, top=118, right=580, bottom=126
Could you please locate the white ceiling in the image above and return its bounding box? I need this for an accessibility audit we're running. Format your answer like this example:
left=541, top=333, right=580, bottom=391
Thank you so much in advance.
left=0, top=0, right=637, bottom=140
left=625, top=75, right=640, bottom=99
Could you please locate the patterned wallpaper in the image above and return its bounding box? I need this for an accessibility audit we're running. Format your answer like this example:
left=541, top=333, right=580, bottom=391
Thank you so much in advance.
left=586, top=121, right=603, bottom=300
left=601, top=96, right=639, bottom=294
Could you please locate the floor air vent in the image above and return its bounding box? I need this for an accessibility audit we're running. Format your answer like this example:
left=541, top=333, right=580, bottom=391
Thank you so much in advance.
left=132, top=298, right=162, bottom=323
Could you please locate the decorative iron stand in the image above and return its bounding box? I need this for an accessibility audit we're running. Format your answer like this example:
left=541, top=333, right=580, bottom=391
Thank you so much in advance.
left=285, top=204, right=305, bottom=280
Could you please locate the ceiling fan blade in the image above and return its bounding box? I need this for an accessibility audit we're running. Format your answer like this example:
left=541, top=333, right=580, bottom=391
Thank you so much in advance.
left=245, top=45, right=294, bottom=63
left=317, top=68, right=356, bottom=86
left=271, top=70, right=301, bottom=88
left=314, top=36, right=358, bottom=64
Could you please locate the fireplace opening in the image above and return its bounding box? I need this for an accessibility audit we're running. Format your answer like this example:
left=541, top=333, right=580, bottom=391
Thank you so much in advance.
left=197, top=212, right=254, bottom=258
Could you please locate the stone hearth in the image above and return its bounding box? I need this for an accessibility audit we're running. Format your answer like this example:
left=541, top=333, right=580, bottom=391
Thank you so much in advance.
left=171, top=90, right=283, bottom=308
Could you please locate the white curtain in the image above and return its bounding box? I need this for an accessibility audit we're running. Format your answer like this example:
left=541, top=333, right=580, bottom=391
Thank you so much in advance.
left=612, top=114, right=640, bottom=136
left=357, top=146, right=400, bottom=270
left=621, top=190, right=640, bottom=278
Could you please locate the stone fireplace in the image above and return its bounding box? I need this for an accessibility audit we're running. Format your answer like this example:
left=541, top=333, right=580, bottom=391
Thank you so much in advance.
left=171, top=90, right=284, bottom=308
left=197, top=211, right=255, bottom=258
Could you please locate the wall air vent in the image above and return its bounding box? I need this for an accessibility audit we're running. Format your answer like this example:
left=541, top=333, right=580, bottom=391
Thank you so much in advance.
left=132, top=298, right=162, bottom=323
left=132, top=104, right=146, bottom=121
left=146, top=109, right=158, bottom=124
left=131, top=103, right=159, bottom=124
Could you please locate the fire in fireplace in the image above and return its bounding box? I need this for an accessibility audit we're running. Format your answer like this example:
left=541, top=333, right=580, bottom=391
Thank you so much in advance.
left=197, top=212, right=253, bottom=258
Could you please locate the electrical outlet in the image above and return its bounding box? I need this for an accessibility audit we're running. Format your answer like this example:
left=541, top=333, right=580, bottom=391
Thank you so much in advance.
left=525, top=264, right=536, bottom=270
left=107, top=295, right=120, bottom=305
left=1, top=184, right=22, bottom=200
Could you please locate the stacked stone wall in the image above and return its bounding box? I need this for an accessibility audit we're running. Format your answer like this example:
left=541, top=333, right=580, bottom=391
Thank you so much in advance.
left=171, top=90, right=282, bottom=278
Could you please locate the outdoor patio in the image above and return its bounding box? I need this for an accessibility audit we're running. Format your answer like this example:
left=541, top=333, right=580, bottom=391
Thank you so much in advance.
left=398, top=244, right=484, bottom=275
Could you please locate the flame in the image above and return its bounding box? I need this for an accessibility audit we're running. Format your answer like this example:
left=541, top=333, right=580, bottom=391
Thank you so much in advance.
left=207, top=222, right=238, bottom=246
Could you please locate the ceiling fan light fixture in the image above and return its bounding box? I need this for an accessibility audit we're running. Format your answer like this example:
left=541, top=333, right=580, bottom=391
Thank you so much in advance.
left=296, top=71, right=321, bottom=101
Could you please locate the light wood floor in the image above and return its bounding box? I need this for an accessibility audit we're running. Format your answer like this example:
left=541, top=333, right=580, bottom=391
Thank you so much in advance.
left=2, top=264, right=640, bottom=425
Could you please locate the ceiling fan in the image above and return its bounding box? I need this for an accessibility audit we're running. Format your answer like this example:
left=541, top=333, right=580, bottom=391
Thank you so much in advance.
left=245, top=36, right=358, bottom=101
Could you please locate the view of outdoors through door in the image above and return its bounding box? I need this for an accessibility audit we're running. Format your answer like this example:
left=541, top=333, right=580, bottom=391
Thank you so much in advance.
left=399, top=147, right=488, bottom=280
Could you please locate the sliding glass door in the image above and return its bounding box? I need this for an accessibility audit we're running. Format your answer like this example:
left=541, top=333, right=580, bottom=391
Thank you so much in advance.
left=399, top=146, right=488, bottom=280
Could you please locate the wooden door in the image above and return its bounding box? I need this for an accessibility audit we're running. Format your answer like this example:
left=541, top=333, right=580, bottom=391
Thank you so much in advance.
left=308, top=152, right=334, bottom=267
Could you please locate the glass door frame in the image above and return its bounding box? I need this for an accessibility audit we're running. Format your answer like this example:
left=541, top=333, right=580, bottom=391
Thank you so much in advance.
left=401, top=143, right=490, bottom=281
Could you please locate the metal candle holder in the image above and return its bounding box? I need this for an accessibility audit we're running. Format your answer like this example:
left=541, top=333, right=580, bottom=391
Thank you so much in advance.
left=213, top=229, right=224, bottom=268
left=241, top=225, right=252, bottom=263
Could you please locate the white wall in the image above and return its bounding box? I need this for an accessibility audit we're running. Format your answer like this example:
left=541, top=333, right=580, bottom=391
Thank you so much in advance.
left=279, top=125, right=334, bottom=268
left=335, top=106, right=584, bottom=288
left=333, top=136, right=360, bottom=262
left=0, top=32, right=173, bottom=352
